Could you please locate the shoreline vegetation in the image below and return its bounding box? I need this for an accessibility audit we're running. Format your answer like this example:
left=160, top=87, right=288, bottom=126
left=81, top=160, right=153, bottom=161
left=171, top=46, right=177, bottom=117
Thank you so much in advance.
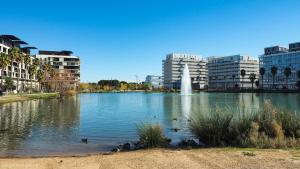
left=112, top=100, right=300, bottom=152
left=0, top=93, right=58, bottom=104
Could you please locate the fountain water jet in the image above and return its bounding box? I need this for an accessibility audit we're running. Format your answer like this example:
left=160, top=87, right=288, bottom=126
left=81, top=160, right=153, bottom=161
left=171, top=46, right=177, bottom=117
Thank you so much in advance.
left=180, top=64, right=192, bottom=95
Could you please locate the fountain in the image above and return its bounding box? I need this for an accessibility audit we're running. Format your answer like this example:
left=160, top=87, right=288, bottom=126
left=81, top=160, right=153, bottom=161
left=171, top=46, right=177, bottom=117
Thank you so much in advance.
left=180, top=64, right=192, bottom=95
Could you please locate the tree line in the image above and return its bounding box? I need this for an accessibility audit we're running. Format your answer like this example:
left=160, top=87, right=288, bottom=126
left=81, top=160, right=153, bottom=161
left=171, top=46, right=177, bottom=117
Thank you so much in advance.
left=79, top=80, right=153, bottom=92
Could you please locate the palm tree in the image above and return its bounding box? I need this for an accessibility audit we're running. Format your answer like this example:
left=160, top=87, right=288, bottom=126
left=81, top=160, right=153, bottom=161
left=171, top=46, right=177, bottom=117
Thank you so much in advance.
left=36, top=69, right=44, bottom=92
left=8, top=47, right=21, bottom=92
left=259, top=67, right=265, bottom=89
left=32, top=57, right=40, bottom=66
left=271, top=66, right=278, bottom=89
left=240, top=69, right=246, bottom=89
left=15, top=51, right=23, bottom=92
left=28, top=65, right=37, bottom=93
left=248, top=73, right=256, bottom=91
left=284, top=67, right=292, bottom=89
left=0, top=53, right=10, bottom=88
left=23, top=54, right=32, bottom=92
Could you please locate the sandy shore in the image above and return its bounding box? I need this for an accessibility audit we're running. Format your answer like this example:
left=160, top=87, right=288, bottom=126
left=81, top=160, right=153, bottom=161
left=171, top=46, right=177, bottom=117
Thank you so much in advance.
left=0, top=148, right=299, bottom=169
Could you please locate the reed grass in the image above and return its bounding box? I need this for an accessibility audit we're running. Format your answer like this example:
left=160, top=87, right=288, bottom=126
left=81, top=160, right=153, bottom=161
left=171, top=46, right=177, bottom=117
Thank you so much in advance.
left=189, top=100, right=300, bottom=148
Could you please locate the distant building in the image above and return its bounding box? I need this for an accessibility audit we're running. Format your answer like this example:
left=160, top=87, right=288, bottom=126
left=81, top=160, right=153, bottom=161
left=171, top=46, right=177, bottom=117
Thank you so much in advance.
left=162, top=53, right=207, bottom=89
left=36, top=50, right=80, bottom=89
left=0, top=35, right=39, bottom=92
left=259, top=42, right=300, bottom=89
left=145, top=75, right=163, bottom=89
left=208, top=55, right=259, bottom=89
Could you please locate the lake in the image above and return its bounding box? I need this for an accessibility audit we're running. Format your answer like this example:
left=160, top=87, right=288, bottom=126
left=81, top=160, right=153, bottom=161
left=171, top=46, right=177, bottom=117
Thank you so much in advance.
left=0, top=92, right=300, bottom=156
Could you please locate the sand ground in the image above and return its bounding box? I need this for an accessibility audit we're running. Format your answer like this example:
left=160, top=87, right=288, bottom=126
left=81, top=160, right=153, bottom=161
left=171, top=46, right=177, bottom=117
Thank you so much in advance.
left=0, top=148, right=300, bottom=169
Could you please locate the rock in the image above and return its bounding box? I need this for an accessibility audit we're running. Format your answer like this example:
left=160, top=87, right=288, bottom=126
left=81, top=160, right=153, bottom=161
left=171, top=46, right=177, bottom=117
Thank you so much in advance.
left=133, top=141, right=145, bottom=150
left=111, top=147, right=120, bottom=152
left=164, top=138, right=172, bottom=144
left=178, top=139, right=198, bottom=148
left=122, top=143, right=131, bottom=151
left=81, top=138, right=88, bottom=144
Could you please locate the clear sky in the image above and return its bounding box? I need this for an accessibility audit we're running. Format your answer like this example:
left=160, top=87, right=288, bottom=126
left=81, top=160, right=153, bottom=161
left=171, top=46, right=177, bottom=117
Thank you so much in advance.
left=1, top=0, right=300, bottom=82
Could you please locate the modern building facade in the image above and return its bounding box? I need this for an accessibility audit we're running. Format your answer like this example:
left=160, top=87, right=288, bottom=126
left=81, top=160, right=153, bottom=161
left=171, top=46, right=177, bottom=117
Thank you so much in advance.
left=259, top=42, right=300, bottom=89
left=36, top=50, right=80, bottom=89
left=208, top=55, right=259, bottom=89
left=162, top=53, right=207, bottom=89
left=0, top=35, right=39, bottom=92
left=145, top=75, right=163, bottom=89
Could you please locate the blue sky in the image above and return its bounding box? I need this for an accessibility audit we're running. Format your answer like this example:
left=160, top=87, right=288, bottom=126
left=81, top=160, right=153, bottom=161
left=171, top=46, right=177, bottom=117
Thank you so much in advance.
left=1, top=0, right=300, bottom=82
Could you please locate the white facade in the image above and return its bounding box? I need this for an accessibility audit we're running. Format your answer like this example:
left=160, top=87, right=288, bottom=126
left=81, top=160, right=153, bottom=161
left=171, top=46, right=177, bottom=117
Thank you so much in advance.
left=162, top=53, right=207, bottom=89
left=36, top=51, right=80, bottom=89
left=208, top=55, right=259, bottom=89
left=0, top=35, right=39, bottom=92
left=145, top=75, right=163, bottom=89
left=259, top=43, right=300, bottom=89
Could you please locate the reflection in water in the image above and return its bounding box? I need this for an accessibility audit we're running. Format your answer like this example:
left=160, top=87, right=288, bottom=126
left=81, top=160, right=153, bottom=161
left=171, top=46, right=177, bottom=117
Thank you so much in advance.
left=181, top=96, right=191, bottom=118
left=0, top=96, right=80, bottom=156
left=0, top=93, right=299, bottom=156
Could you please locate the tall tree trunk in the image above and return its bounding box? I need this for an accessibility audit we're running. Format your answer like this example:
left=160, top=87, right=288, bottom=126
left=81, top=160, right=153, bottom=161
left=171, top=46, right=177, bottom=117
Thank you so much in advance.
left=11, top=61, right=14, bottom=93
left=16, top=64, right=19, bottom=93
left=273, top=76, right=275, bottom=89
left=242, top=78, right=244, bottom=89
left=261, top=76, right=264, bottom=89
left=30, top=78, right=32, bottom=94
left=1, top=69, right=3, bottom=89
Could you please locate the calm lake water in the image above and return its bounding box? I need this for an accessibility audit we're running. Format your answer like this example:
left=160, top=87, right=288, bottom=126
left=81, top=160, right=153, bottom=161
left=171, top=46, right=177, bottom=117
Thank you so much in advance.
left=0, top=92, right=300, bottom=156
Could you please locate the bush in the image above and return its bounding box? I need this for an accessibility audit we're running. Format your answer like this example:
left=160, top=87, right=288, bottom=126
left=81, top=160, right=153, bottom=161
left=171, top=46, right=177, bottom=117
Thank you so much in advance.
left=189, top=100, right=300, bottom=148
left=189, top=106, right=233, bottom=146
left=137, top=124, right=169, bottom=148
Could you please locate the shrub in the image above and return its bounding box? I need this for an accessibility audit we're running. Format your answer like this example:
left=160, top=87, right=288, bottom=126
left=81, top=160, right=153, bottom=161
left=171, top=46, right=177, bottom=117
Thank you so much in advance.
left=189, top=106, right=233, bottom=146
left=137, top=124, right=169, bottom=148
left=189, top=100, right=300, bottom=148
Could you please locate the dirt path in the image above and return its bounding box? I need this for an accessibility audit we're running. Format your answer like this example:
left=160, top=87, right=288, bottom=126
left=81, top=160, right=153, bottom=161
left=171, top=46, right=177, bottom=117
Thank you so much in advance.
left=0, top=149, right=299, bottom=169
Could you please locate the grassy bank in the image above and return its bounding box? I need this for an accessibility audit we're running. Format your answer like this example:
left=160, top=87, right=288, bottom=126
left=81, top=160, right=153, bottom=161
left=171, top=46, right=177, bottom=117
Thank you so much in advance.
left=0, top=93, right=58, bottom=104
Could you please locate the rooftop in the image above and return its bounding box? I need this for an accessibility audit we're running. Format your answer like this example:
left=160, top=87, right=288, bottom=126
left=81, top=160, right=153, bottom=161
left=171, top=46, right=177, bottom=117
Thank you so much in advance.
left=38, top=50, right=74, bottom=56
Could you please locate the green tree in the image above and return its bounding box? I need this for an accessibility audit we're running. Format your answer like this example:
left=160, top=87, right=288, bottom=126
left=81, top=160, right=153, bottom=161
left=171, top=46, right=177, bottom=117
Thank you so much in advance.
left=248, top=73, right=256, bottom=91
left=4, top=76, right=14, bottom=92
left=32, top=57, right=40, bottom=66
left=259, top=67, right=265, bottom=89
left=8, top=47, right=21, bottom=93
left=240, top=69, right=246, bottom=89
left=0, top=52, right=10, bottom=88
left=271, top=66, right=278, bottom=89
left=37, top=69, right=44, bottom=92
left=255, top=80, right=259, bottom=88
left=28, top=65, right=37, bottom=93
left=283, top=67, right=292, bottom=89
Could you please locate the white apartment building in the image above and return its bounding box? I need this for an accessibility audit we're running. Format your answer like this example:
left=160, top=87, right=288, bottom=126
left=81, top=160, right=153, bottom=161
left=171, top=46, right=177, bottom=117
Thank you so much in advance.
left=162, top=53, right=207, bottom=89
left=145, top=75, right=163, bottom=89
left=208, top=55, right=259, bottom=89
left=0, top=35, right=39, bottom=92
left=259, top=42, right=300, bottom=89
left=36, top=50, right=80, bottom=89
